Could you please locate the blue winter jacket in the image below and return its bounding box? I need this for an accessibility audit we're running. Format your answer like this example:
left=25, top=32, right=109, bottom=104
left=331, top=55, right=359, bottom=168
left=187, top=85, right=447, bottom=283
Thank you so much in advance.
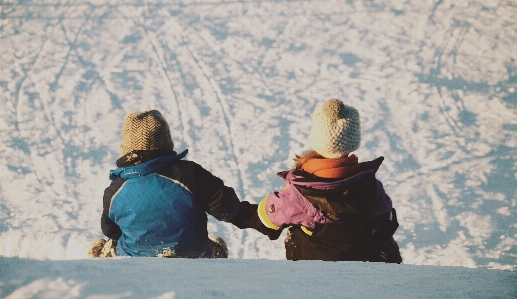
left=101, top=150, right=240, bottom=257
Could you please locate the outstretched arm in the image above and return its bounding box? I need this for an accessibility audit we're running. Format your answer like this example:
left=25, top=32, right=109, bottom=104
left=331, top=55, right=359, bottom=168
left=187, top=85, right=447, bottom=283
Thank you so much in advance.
left=230, top=201, right=283, bottom=240
left=187, top=162, right=241, bottom=221
left=157, top=160, right=282, bottom=239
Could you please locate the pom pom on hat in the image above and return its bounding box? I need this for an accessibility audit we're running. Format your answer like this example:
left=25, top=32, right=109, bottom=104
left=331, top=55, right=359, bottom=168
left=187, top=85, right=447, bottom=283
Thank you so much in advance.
left=120, top=110, right=174, bottom=155
left=309, top=99, right=360, bottom=158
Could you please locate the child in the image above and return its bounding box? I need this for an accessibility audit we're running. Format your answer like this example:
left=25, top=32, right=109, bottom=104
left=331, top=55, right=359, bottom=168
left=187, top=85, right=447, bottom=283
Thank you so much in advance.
left=257, top=99, right=402, bottom=262
left=89, top=110, right=275, bottom=258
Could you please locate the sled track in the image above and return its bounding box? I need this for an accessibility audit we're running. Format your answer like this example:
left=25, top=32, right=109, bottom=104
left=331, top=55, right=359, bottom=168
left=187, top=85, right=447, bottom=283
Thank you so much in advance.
left=163, top=14, right=248, bottom=198
left=124, top=7, right=189, bottom=145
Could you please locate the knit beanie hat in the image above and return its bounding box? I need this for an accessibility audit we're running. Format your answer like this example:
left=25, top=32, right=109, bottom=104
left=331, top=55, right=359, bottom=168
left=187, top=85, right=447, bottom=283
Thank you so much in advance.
left=120, top=110, right=174, bottom=155
left=309, top=99, right=360, bottom=158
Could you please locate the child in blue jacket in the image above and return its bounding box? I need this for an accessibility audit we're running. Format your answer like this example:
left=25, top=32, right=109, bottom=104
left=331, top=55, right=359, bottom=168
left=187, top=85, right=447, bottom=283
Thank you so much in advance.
left=89, top=110, right=275, bottom=258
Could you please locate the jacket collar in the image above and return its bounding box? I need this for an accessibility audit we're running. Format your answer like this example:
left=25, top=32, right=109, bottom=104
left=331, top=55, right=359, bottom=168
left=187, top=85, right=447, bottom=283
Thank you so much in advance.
left=109, top=149, right=188, bottom=181
left=300, top=155, right=360, bottom=179
left=116, top=149, right=178, bottom=167
left=278, top=156, right=385, bottom=190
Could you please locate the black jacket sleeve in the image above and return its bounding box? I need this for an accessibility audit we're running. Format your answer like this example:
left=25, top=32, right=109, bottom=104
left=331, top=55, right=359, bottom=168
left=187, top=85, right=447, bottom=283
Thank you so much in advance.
left=101, top=178, right=125, bottom=240
left=157, top=161, right=240, bottom=221
left=230, top=201, right=283, bottom=240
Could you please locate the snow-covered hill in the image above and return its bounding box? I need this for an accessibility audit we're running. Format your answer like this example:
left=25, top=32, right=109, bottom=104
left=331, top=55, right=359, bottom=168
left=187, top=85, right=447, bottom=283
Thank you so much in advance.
left=0, top=0, right=516, bottom=296
left=1, top=257, right=515, bottom=299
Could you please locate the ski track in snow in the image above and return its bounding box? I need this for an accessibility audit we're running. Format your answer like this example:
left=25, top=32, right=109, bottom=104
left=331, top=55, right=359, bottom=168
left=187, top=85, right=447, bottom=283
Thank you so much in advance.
left=0, top=0, right=516, bottom=269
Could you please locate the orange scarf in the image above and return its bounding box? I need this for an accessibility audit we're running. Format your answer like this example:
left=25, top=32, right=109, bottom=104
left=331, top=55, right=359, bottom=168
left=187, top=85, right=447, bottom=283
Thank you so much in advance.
left=301, top=155, right=361, bottom=179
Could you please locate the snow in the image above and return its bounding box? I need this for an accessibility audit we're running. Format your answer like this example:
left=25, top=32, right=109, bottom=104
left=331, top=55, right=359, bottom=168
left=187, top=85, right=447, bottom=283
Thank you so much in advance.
left=1, top=0, right=516, bottom=297
left=1, top=258, right=516, bottom=299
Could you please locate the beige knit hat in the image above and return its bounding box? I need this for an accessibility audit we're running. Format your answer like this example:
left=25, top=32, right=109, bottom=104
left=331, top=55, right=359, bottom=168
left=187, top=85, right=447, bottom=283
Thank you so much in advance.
left=309, top=99, right=360, bottom=158
left=120, top=110, right=174, bottom=155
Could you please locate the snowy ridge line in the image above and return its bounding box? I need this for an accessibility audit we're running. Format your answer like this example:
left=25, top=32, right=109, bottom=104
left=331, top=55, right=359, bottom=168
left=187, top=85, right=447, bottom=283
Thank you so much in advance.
left=5, top=0, right=328, bottom=7
left=1, top=257, right=515, bottom=299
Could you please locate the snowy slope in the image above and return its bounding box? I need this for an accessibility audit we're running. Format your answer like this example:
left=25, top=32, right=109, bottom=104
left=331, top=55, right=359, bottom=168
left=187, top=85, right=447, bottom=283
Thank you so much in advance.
left=1, top=257, right=516, bottom=299
left=1, top=0, right=516, bottom=279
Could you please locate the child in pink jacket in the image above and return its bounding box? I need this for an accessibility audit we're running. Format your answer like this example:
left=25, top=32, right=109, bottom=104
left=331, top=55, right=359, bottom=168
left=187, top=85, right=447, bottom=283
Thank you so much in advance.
left=257, top=99, right=402, bottom=262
